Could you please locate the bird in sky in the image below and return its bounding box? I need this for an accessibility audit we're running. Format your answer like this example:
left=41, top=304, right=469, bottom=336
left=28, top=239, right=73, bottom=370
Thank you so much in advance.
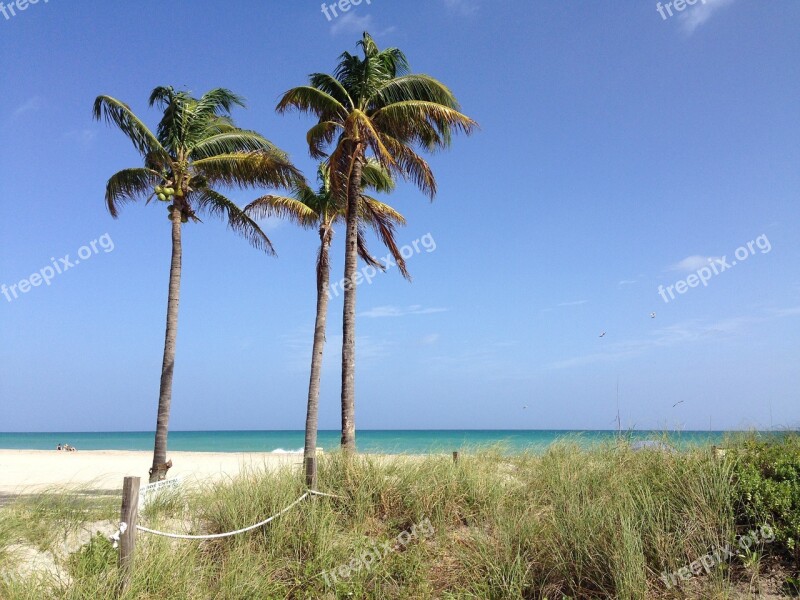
left=650, top=312, right=656, bottom=319
left=673, top=400, right=684, bottom=408
left=599, top=331, right=606, bottom=338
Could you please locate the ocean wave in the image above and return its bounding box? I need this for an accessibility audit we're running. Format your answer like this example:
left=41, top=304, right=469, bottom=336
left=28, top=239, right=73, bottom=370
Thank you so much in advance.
left=271, top=448, right=304, bottom=454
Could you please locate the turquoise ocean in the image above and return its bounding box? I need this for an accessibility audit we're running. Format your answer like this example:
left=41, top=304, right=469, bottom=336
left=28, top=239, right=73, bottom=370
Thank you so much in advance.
left=0, top=430, right=769, bottom=454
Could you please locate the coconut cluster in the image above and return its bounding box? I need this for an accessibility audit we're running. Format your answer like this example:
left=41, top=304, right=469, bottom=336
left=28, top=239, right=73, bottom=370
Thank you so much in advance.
left=154, top=185, right=175, bottom=202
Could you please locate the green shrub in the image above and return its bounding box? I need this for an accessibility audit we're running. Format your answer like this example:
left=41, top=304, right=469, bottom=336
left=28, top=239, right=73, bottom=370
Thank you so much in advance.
left=729, top=433, right=800, bottom=566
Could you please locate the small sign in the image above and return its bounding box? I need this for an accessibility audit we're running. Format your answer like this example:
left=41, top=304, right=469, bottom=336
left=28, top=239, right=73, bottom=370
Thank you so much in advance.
left=139, top=477, right=181, bottom=506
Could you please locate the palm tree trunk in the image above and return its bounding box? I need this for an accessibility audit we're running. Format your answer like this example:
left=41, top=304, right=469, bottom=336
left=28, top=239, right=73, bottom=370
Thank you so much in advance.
left=304, top=225, right=333, bottom=488
left=340, top=148, right=364, bottom=453
left=150, top=205, right=182, bottom=482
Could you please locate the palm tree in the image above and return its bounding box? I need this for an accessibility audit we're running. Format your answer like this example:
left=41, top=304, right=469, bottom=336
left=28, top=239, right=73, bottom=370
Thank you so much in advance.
left=277, top=32, right=477, bottom=452
left=244, top=160, right=405, bottom=487
left=94, top=86, right=300, bottom=482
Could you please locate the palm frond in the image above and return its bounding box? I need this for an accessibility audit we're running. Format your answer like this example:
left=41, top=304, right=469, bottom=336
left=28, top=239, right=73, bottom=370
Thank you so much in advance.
left=192, top=151, right=302, bottom=190
left=360, top=196, right=410, bottom=279
left=190, top=131, right=279, bottom=160
left=192, top=188, right=275, bottom=254
left=372, top=101, right=478, bottom=150
left=93, top=95, right=167, bottom=160
left=370, top=75, right=460, bottom=110
left=309, top=73, right=354, bottom=111
left=307, top=121, right=345, bottom=159
left=104, top=168, right=161, bottom=218
left=244, top=194, right=318, bottom=228
left=276, top=86, right=347, bottom=121
left=380, top=134, right=437, bottom=198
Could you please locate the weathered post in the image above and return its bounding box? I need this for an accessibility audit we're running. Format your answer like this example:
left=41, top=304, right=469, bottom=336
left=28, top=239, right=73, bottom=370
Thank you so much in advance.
left=452, top=451, right=459, bottom=464
left=119, top=476, right=140, bottom=594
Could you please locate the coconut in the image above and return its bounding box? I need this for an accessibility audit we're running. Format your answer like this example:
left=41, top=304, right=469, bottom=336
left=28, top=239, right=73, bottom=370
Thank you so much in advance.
left=181, top=215, right=189, bottom=224
left=166, top=204, right=174, bottom=212
left=157, top=193, right=167, bottom=201
left=164, top=187, right=175, bottom=195
left=155, top=185, right=163, bottom=194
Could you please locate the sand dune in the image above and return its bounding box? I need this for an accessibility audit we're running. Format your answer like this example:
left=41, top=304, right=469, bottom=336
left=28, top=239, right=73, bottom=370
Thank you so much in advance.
left=0, top=449, right=303, bottom=497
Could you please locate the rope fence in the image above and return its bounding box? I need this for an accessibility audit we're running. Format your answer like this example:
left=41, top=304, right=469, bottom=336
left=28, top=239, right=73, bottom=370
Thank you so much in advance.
left=112, top=488, right=342, bottom=543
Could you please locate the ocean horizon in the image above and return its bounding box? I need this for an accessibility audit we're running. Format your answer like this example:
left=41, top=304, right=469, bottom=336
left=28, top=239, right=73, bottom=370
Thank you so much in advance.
left=0, top=429, right=783, bottom=454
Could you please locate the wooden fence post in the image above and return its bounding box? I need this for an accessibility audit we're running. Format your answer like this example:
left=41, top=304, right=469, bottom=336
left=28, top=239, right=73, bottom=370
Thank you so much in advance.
left=119, top=476, right=140, bottom=594
left=452, top=451, right=459, bottom=464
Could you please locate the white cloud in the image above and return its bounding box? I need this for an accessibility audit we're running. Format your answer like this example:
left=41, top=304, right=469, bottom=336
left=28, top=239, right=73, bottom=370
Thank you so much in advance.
left=618, top=279, right=638, bottom=286
left=546, top=314, right=766, bottom=371
left=64, top=129, right=97, bottom=148
left=12, top=96, right=44, bottom=119
left=679, top=0, right=736, bottom=34
left=421, top=333, right=440, bottom=345
left=668, top=255, right=721, bottom=273
left=330, top=12, right=373, bottom=36
left=360, top=305, right=448, bottom=318
left=558, top=300, right=588, bottom=307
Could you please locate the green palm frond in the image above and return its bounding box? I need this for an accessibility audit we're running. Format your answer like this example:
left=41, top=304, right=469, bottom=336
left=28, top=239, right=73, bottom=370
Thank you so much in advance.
left=93, top=96, right=167, bottom=160
left=192, top=151, right=302, bottom=190
left=309, top=73, right=354, bottom=110
left=307, top=121, right=345, bottom=159
left=104, top=168, right=162, bottom=218
left=190, top=131, right=278, bottom=160
left=380, top=134, right=437, bottom=198
left=192, top=188, right=275, bottom=255
left=360, top=195, right=409, bottom=279
left=276, top=86, right=347, bottom=121
left=372, top=101, right=478, bottom=149
left=360, top=160, right=395, bottom=193
left=370, top=75, right=460, bottom=110
left=244, top=194, right=318, bottom=228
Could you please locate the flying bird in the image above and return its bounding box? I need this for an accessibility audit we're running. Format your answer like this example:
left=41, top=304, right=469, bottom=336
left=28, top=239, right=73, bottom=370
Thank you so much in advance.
left=650, top=312, right=656, bottom=319
left=673, top=400, right=684, bottom=408
left=599, top=331, right=606, bottom=338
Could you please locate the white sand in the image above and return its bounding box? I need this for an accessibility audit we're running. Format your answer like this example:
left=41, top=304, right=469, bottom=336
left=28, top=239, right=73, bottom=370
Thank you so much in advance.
left=0, top=450, right=304, bottom=496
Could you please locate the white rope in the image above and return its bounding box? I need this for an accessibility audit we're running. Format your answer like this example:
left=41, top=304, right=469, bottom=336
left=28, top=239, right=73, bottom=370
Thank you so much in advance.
left=136, top=493, right=309, bottom=540
left=109, top=522, right=128, bottom=549
left=308, top=489, right=343, bottom=499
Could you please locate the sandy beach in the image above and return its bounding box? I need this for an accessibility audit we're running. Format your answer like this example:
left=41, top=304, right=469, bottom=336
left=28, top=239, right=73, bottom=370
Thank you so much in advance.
left=0, top=449, right=304, bottom=497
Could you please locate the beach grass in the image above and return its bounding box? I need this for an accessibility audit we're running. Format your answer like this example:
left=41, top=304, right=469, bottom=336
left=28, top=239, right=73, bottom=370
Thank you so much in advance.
left=0, top=436, right=796, bottom=599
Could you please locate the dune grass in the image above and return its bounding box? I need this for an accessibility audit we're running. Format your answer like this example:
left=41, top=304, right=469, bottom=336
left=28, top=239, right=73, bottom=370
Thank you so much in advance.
left=0, top=438, right=787, bottom=599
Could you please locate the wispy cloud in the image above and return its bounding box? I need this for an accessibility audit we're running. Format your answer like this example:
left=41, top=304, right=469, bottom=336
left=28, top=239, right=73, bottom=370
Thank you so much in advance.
left=12, top=96, right=45, bottom=119
left=679, top=0, right=736, bottom=34
left=360, top=305, right=448, bottom=318
left=64, top=129, right=97, bottom=148
left=330, top=12, right=373, bottom=36
left=558, top=300, right=588, bottom=307
left=618, top=279, right=638, bottom=286
left=545, top=308, right=799, bottom=371
left=281, top=327, right=390, bottom=372
left=668, top=255, right=721, bottom=273
left=443, top=0, right=479, bottom=16
left=420, top=333, right=440, bottom=345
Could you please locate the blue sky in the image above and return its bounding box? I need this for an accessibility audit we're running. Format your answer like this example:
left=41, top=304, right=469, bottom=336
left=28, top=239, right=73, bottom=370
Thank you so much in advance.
left=1, top=0, right=798, bottom=432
